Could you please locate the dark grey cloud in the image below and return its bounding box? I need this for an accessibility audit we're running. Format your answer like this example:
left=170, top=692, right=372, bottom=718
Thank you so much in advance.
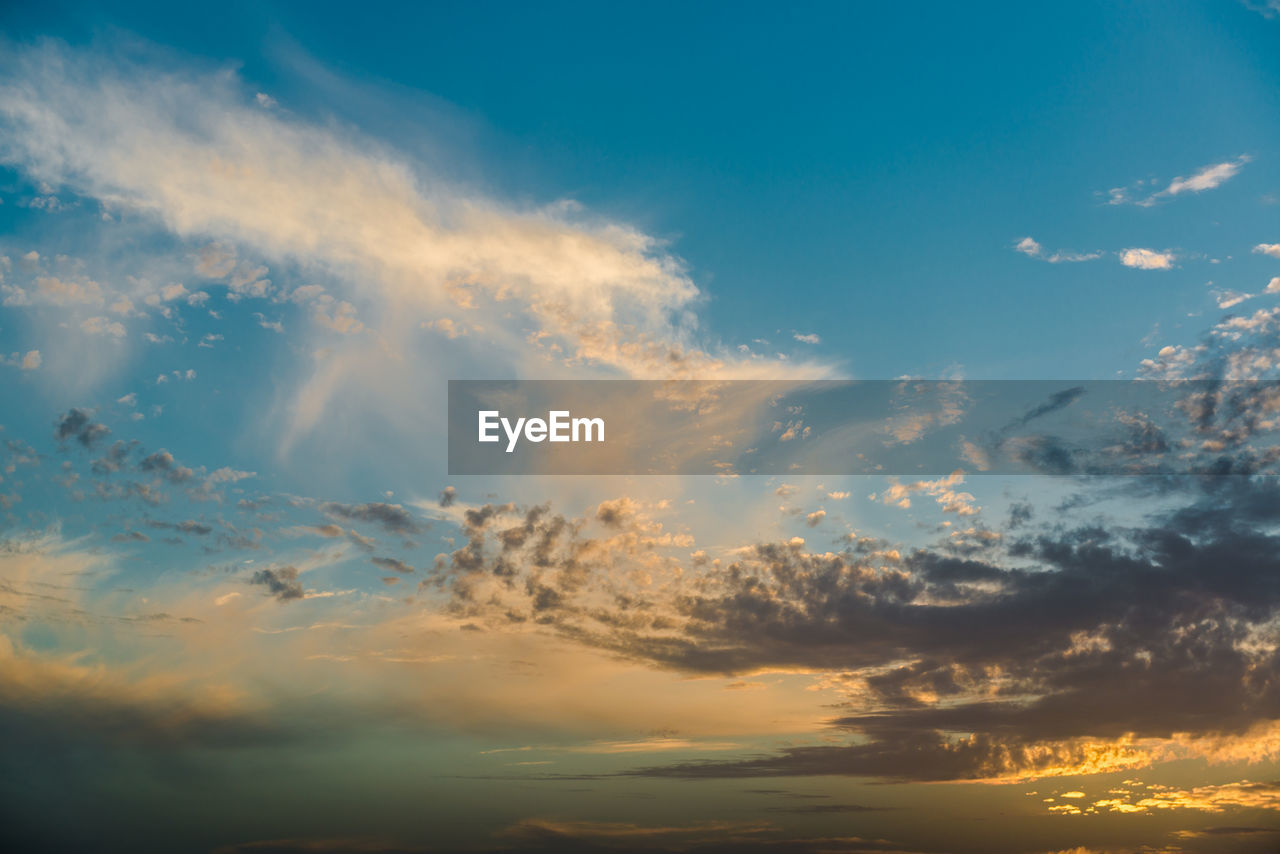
left=250, top=566, right=303, bottom=601
left=321, top=501, right=421, bottom=534
left=147, top=519, right=213, bottom=536
left=138, top=449, right=195, bottom=482
left=109, top=530, right=149, bottom=543
left=371, top=556, right=414, bottom=574
left=91, top=439, right=137, bottom=474
left=55, top=408, right=110, bottom=448
left=1007, top=385, right=1085, bottom=430
left=425, top=475, right=1280, bottom=782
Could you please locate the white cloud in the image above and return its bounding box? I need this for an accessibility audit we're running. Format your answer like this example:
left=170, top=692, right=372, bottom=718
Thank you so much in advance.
left=1214, top=289, right=1252, bottom=309
left=80, top=316, right=126, bottom=337
left=2, top=349, right=41, bottom=370
left=1119, top=248, right=1176, bottom=270
left=1110, top=156, right=1250, bottom=206
left=792, top=332, right=820, bottom=344
left=875, top=470, right=979, bottom=516
left=1253, top=243, right=1280, bottom=259
left=0, top=45, right=832, bottom=394
left=1245, top=1, right=1280, bottom=19
left=1013, top=236, right=1101, bottom=263
left=1164, top=157, right=1249, bottom=196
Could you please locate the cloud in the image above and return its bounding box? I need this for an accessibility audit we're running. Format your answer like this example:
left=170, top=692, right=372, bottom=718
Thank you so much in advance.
left=793, top=332, right=821, bottom=344
left=1109, top=156, right=1250, bottom=206
left=1119, top=248, right=1176, bottom=270
left=1014, top=237, right=1102, bottom=263
left=1253, top=243, right=1280, bottom=259
left=249, top=566, right=304, bottom=601
left=1164, top=157, right=1250, bottom=196
left=138, top=449, right=195, bottom=482
left=416, top=470, right=1280, bottom=783
left=79, top=316, right=127, bottom=337
left=0, top=41, right=834, bottom=453
left=54, top=408, right=110, bottom=447
left=371, top=556, right=414, bottom=574
left=1245, top=1, right=1280, bottom=19
left=1, top=349, right=40, bottom=370
left=875, top=470, right=979, bottom=516
left=321, top=501, right=422, bottom=535
left=1092, top=780, right=1280, bottom=814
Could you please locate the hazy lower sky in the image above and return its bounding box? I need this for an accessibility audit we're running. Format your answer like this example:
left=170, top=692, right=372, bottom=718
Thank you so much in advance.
left=2, top=2, right=1280, bottom=853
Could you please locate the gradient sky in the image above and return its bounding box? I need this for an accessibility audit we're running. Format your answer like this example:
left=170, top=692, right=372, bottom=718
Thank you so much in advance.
left=2, top=2, right=1280, bottom=853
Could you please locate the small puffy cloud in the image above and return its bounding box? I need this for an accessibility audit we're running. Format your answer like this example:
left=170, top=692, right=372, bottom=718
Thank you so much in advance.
left=422, top=317, right=465, bottom=339
left=159, top=282, right=187, bottom=301
left=793, top=332, right=820, bottom=344
left=80, top=316, right=126, bottom=337
left=205, top=467, right=255, bottom=486
left=54, top=408, right=110, bottom=447
left=253, top=312, right=284, bottom=333
left=805, top=509, right=826, bottom=527
left=314, top=300, right=364, bottom=335
left=35, top=275, right=103, bottom=305
left=875, top=470, right=979, bottom=516
left=195, top=243, right=237, bottom=279
left=117, top=392, right=137, bottom=406
left=438, top=485, right=457, bottom=507
left=1119, top=248, right=1176, bottom=270
left=3, top=349, right=42, bottom=370
left=139, top=450, right=195, bottom=482
left=1253, top=243, right=1280, bottom=259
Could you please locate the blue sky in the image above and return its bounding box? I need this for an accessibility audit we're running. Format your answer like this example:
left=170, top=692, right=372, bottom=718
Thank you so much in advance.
left=4, top=3, right=1280, bottom=853
left=8, top=0, right=1280, bottom=382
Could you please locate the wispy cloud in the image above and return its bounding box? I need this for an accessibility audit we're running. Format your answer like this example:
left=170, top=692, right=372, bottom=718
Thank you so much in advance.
left=1013, top=236, right=1102, bottom=263
left=0, top=41, right=836, bottom=453
left=1107, top=156, right=1250, bottom=206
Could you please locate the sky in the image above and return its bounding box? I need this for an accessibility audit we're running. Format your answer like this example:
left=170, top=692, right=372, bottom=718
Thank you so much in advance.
left=2, top=1, right=1280, bottom=852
